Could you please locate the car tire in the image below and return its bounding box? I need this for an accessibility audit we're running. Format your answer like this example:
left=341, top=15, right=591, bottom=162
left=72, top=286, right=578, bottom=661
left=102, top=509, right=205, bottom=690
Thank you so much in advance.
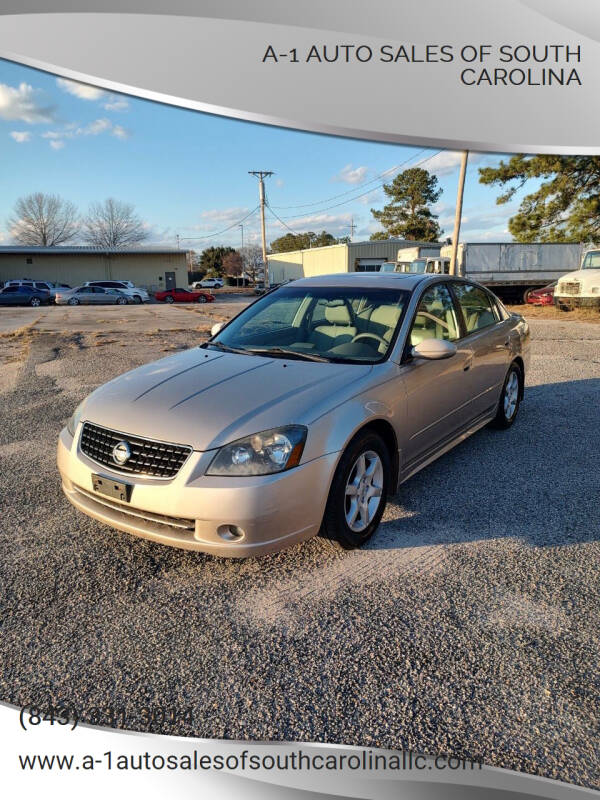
left=29, top=297, right=41, bottom=307
left=133, top=295, right=142, bottom=304
left=197, top=295, right=207, bottom=303
left=68, top=298, right=79, bottom=305
left=165, top=296, right=174, bottom=303
left=320, top=430, right=390, bottom=549
left=523, top=288, right=532, bottom=303
left=492, top=362, right=522, bottom=429
left=116, top=297, right=127, bottom=305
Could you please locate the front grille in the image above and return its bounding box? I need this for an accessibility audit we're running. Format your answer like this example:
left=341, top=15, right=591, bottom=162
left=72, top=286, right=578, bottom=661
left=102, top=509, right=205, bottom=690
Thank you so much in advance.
left=80, top=422, right=192, bottom=478
left=559, top=281, right=580, bottom=296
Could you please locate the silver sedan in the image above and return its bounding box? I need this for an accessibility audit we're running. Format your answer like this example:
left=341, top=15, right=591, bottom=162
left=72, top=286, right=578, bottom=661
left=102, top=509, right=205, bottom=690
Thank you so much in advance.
left=58, top=273, right=530, bottom=557
left=55, top=286, right=132, bottom=305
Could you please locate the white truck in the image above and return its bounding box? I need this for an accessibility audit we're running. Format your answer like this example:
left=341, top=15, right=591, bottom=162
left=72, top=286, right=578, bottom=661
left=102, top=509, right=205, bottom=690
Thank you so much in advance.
left=389, top=242, right=586, bottom=303
left=554, top=248, right=600, bottom=309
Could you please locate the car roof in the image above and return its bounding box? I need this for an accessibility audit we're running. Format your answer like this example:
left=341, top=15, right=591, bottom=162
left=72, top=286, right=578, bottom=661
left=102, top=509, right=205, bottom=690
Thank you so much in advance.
left=288, top=272, right=429, bottom=291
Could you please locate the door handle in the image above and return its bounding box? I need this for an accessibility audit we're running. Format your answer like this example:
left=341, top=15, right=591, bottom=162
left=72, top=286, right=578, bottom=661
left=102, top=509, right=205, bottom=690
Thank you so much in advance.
left=463, top=356, right=473, bottom=372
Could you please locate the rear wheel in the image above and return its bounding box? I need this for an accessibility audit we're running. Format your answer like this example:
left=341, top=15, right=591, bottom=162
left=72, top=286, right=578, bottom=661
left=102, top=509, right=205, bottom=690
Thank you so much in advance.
left=116, top=297, right=127, bottom=305
left=321, top=431, right=390, bottom=549
left=492, top=363, right=522, bottom=429
left=29, top=296, right=41, bottom=307
left=165, top=295, right=174, bottom=303
left=197, top=295, right=207, bottom=303
left=523, top=288, right=533, bottom=303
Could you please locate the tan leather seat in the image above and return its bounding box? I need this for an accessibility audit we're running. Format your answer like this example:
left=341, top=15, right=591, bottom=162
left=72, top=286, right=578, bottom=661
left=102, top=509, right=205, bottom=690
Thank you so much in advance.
left=310, top=302, right=357, bottom=350
left=367, top=304, right=403, bottom=352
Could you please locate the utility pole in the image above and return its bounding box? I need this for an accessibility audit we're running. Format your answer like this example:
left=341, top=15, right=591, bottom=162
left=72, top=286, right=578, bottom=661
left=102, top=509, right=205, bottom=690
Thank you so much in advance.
left=249, top=170, right=273, bottom=286
left=449, top=150, right=468, bottom=276
left=238, top=223, right=244, bottom=288
left=349, top=216, right=356, bottom=241
left=175, top=234, right=180, bottom=249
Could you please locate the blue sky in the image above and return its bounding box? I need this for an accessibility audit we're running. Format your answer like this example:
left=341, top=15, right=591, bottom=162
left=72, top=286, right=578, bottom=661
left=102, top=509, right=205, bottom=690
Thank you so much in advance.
left=0, top=58, right=527, bottom=250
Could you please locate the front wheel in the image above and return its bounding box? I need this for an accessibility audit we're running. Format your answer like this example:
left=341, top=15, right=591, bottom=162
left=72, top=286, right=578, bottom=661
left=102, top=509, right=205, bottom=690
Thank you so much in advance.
left=132, top=295, right=142, bottom=304
left=165, top=295, right=174, bottom=303
left=321, top=431, right=390, bottom=549
left=197, top=295, right=207, bottom=303
left=68, top=297, right=79, bottom=305
left=116, top=297, right=127, bottom=305
left=30, top=297, right=41, bottom=307
left=492, top=363, right=522, bottom=429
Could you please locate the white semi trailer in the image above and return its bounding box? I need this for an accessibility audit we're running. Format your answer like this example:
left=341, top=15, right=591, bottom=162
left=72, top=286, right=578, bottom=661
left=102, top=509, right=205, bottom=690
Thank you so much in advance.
left=394, top=242, right=586, bottom=303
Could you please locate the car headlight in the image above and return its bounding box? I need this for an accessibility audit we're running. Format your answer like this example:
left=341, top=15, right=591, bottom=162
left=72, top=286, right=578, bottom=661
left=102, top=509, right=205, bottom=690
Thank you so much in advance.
left=67, top=402, right=85, bottom=437
left=207, top=425, right=307, bottom=476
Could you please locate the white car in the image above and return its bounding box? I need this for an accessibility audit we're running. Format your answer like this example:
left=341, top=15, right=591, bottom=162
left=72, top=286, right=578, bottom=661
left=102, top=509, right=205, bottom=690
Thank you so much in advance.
left=83, top=280, right=149, bottom=304
left=193, top=278, right=224, bottom=289
left=554, top=249, right=600, bottom=309
left=4, top=279, right=71, bottom=298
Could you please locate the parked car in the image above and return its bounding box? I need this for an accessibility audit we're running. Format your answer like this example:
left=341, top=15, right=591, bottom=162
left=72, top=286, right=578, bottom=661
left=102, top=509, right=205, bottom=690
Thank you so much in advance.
left=254, top=283, right=266, bottom=295
left=58, top=273, right=530, bottom=558
left=83, top=280, right=149, bottom=303
left=55, top=286, right=132, bottom=305
left=192, top=278, right=224, bottom=289
left=526, top=283, right=555, bottom=306
left=4, top=279, right=71, bottom=299
left=0, top=284, right=52, bottom=307
left=155, top=287, right=215, bottom=303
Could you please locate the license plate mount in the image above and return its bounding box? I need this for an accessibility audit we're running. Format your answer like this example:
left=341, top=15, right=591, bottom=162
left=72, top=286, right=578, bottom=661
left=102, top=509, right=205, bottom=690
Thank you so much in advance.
left=92, top=474, right=132, bottom=503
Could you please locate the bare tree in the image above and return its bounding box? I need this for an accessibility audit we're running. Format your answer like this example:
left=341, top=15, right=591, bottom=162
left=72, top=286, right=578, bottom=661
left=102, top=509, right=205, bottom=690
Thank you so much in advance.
left=9, top=192, right=79, bottom=246
left=240, top=245, right=264, bottom=285
left=222, top=250, right=243, bottom=286
left=82, top=198, right=149, bottom=248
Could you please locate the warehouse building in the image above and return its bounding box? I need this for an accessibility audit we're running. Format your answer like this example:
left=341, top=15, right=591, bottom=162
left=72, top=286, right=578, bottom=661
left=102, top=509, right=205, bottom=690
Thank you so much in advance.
left=0, top=246, right=190, bottom=291
left=267, top=239, right=439, bottom=282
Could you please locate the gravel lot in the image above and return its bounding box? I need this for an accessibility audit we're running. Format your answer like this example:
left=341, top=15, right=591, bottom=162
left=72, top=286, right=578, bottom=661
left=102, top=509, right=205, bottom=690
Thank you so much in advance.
left=0, top=308, right=599, bottom=789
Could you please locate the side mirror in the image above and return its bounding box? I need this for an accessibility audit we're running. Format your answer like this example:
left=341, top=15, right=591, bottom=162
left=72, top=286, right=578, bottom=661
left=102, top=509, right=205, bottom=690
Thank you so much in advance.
left=411, top=339, right=457, bottom=360
left=211, top=322, right=224, bottom=337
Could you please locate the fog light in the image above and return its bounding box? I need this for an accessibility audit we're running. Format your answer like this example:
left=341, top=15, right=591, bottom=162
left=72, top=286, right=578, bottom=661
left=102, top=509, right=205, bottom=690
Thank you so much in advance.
left=217, top=524, right=245, bottom=541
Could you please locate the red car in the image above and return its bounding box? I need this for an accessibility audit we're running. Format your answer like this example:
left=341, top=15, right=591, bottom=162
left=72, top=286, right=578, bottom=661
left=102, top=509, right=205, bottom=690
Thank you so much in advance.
left=155, top=287, right=215, bottom=304
left=526, top=283, right=556, bottom=306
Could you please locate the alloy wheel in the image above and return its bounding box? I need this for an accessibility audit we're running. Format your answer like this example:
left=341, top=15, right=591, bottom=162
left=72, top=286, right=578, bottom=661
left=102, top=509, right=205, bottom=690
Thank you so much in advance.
left=344, top=450, right=384, bottom=533
left=504, top=370, right=519, bottom=420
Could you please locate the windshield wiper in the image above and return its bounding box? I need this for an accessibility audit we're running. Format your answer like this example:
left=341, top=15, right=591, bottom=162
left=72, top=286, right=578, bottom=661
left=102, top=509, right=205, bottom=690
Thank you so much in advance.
left=247, top=347, right=331, bottom=362
left=203, top=341, right=253, bottom=356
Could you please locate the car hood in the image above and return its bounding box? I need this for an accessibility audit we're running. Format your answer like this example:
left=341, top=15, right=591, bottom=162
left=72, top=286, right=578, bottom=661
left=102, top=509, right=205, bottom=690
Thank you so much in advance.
left=80, top=348, right=373, bottom=451
left=558, top=269, right=600, bottom=289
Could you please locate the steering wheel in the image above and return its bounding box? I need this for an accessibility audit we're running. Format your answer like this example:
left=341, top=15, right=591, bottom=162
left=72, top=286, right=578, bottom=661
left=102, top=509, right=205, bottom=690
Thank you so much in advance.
left=352, top=332, right=387, bottom=347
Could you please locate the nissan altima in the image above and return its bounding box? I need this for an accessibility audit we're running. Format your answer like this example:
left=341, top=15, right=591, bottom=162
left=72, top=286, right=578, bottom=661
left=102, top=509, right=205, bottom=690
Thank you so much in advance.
left=57, top=273, right=530, bottom=557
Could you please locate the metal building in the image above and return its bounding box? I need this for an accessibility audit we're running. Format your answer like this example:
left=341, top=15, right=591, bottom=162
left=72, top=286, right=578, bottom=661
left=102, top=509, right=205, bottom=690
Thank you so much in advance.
left=0, top=246, right=190, bottom=291
left=266, top=239, right=439, bottom=282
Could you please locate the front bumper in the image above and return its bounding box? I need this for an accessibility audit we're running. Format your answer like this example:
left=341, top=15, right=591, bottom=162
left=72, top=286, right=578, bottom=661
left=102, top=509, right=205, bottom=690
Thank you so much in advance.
left=555, top=295, right=600, bottom=309
left=57, top=426, right=338, bottom=558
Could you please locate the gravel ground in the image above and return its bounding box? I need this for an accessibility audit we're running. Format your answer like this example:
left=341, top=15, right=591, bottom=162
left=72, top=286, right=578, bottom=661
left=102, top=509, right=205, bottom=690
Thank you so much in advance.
left=0, top=318, right=599, bottom=789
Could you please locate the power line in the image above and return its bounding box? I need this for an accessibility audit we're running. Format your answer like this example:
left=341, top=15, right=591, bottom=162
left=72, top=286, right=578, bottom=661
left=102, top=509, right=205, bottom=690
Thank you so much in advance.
left=275, top=149, right=444, bottom=221
left=178, top=206, right=260, bottom=241
left=269, top=148, right=432, bottom=210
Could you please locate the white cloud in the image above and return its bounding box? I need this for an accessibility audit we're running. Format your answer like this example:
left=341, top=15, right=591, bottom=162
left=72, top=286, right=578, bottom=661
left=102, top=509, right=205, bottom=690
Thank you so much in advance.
left=41, top=117, right=130, bottom=148
left=103, top=96, right=129, bottom=112
left=426, top=150, right=485, bottom=177
left=0, top=82, right=56, bottom=123
left=111, top=124, right=130, bottom=140
left=332, top=164, right=369, bottom=185
left=272, top=212, right=354, bottom=237
left=197, top=207, right=252, bottom=227
left=56, top=77, right=105, bottom=101
left=9, top=131, right=31, bottom=143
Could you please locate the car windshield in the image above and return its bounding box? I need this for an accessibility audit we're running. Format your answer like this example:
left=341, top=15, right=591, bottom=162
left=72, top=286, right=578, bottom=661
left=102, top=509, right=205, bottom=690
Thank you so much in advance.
left=582, top=251, right=600, bottom=269
left=209, top=285, right=410, bottom=363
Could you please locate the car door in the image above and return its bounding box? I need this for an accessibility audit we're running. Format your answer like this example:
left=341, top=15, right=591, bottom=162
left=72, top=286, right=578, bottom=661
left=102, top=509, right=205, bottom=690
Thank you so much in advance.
left=0, top=286, right=19, bottom=305
left=77, top=287, right=95, bottom=304
left=450, top=282, right=513, bottom=418
left=400, top=282, right=475, bottom=470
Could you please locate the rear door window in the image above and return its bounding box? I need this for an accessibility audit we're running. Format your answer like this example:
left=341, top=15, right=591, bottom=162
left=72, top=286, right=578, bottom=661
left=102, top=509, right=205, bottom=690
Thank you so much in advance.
left=452, top=283, right=499, bottom=334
